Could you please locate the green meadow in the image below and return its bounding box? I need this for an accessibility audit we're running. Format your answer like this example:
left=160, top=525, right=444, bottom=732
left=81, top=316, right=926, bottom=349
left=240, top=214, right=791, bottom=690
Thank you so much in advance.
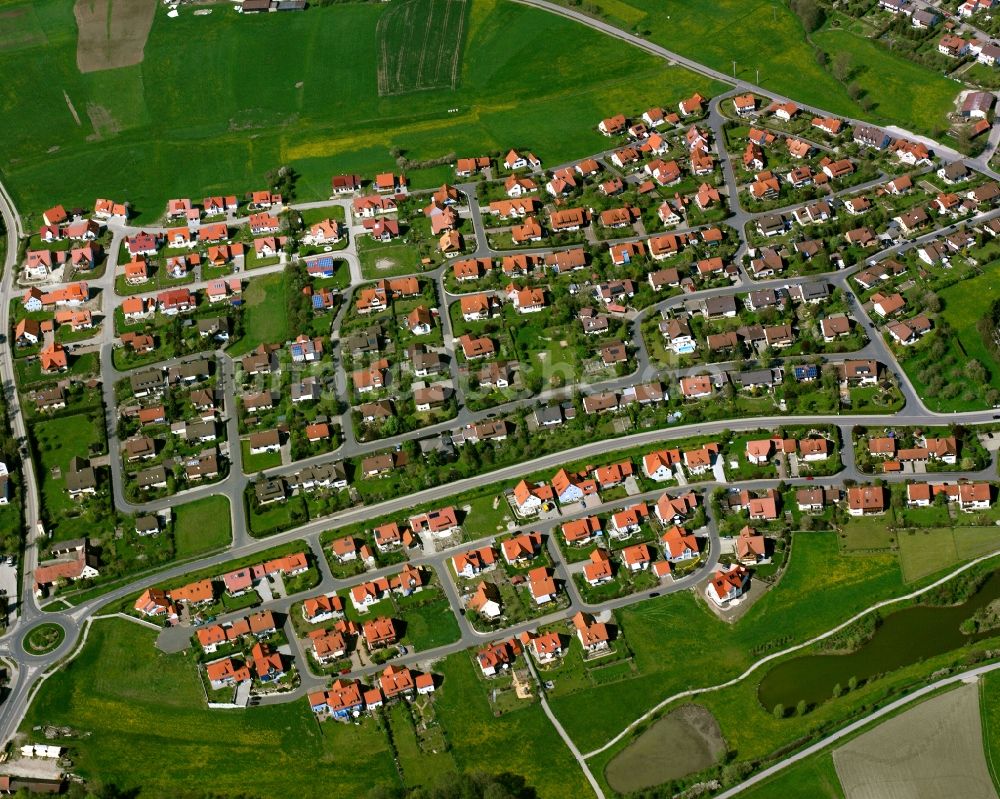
left=0, top=0, right=722, bottom=221
left=546, top=0, right=959, bottom=136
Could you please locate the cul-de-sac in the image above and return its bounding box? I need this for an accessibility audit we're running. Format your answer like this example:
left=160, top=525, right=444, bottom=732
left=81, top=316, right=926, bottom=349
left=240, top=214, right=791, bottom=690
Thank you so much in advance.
left=10, top=0, right=1000, bottom=796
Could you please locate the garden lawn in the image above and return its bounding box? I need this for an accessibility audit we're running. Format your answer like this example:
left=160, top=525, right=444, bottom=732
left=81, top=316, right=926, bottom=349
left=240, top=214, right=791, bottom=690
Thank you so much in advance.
left=31, top=411, right=107, bottom=539
left=548, top=532, right=904, bottom=752
left=242, top=439, right=283, bottom=473
left=227, top=272, right=290, bottom=356
left=839, top=515, right=896, bottom=553
left=400, top=597, right=462, bottom=651
left=0, top=0, right=721, bottom=221
left=172, top=495, right=232, bottom=557
left=20, top=619, right=400, bottom=798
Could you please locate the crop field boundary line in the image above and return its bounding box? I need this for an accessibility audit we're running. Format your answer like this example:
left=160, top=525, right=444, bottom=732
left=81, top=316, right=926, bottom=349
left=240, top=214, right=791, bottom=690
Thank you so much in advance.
left=582, top=546, right=1000, bottom=759
left=414, top=0, right=435, bottom=90
left=447, top=0, right=467, bottom=90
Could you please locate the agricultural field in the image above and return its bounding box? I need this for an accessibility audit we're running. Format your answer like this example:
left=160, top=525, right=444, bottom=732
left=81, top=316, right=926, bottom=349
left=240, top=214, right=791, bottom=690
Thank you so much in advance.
left=833, top=683, right=997, bottom=799
left=74, top=0, right=156, bottom=73
left=897, top=527, right=1000, bottom=583
left=0, top=0, right=721, bottom=221
left=377, top=0, right=467, bottom=96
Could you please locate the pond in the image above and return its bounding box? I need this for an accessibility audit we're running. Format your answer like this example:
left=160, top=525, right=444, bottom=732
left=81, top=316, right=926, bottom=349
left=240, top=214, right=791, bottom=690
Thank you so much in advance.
left=604, top=704, right=726, bottom=793
left=757, top=571, right=1000, bottom=711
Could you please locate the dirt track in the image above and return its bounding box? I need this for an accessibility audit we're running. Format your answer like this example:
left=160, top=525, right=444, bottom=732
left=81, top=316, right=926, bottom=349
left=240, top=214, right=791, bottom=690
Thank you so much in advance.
left=74, top=0, right=156, bottom=73
left=834, top=682, right=999, bottom=799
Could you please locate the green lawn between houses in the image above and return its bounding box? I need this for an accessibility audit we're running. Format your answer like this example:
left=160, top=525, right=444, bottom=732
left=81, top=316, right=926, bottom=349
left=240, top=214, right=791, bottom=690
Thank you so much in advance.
left=172, top=495, right=232, bottom=558
left=0, top=0, right=722, bottom=221
left=226, top=271, right=290, bottom=357
left=30, top=411, right=108, bottom=542
left=900, top=259, right=1000, bottom=412
left=21, top=620, right=592, bottom=799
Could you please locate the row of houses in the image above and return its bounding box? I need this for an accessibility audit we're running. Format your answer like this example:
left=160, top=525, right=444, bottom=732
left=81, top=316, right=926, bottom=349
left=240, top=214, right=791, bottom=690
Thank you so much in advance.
left=309, top=665, right=435, bottom=721
left=133, top=551, right=309, bottom=621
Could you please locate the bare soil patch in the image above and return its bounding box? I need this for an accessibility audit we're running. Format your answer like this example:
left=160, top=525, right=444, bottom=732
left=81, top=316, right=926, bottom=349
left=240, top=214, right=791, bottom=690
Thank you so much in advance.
left=74, top=0, right=156, bottom=73
left=605, top=704, right=726, bottom=793
left=86, top=103, right=121, bottom=141
left=834, top=683, right=998, bottom=799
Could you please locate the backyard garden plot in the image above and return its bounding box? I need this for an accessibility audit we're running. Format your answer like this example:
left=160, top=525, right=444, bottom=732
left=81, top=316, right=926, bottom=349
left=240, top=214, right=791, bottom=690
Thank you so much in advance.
left=377, top=0, right=468, bottom=96
left=833, top=683, right=998, bottom=799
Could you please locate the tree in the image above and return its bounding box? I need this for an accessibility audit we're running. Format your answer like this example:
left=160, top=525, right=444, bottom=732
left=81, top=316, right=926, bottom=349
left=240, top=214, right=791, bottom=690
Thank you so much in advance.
left=773, top=703, right=785, bottom=719
left=833, top=51, right=852, bottom=82
left=848, top=675, right=858, bottom=691
left=833, top=682, right=843, bottom=698
left=796, top=699, right=807, bottom=716
left=791, top=0, right=824, bottom=32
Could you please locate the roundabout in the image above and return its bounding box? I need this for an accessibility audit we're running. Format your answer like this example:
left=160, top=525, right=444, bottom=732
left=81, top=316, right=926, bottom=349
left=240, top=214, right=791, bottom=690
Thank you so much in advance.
left=21, top=623, right=65, bottom=656
left=14, top=617, right=78, bottom=661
